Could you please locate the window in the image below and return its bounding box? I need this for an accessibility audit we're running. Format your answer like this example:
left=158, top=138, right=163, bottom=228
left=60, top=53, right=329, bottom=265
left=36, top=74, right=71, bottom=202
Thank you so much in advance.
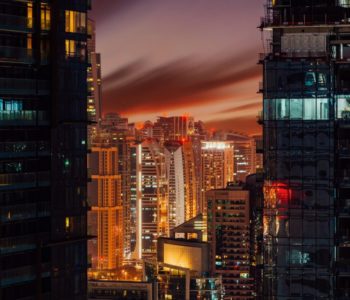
left=303, top=99, right=316, bottom=120
left=65, top=11, right=87, bottom=33
left=317, top=99, right=329, bottom=120
left=65, top=40, right=86, bottom=60
left=290, top=99, right=303, bottom=119
left=27, top=3, right=33, bottom=29
left=337, top=96, right=350, bottom=119
left=41, top=4, right=51, bottom=30
left=276, top=99, right=289, bottom=119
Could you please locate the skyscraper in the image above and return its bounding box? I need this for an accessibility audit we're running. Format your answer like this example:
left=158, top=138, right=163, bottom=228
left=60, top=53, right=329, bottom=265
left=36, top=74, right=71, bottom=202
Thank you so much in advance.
left=164, top=141, right=185, bottom=229
left=0, top=1, right=89, bottom=298
left=154, top=116, right=195, bottom=142
left=261, top=0, right=350, bottom=298
left=135, top=139, right=168, bottom=259
left=87, top=18, right=102, bottom=132
left=201, top=141, right=234, bottom=213
left=206, top=183, right=254, bottom=299
left=216, top=132, right=257, bottom=182
left=89, top=145, right=123, bottom=270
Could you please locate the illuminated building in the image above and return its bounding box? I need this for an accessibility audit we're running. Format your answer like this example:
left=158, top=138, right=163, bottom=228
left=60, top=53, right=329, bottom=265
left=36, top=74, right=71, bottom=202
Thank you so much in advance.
left=154, top=115, right=195, bottom=142
left=206, top=183, right=254, bottom=299
left=87, top=18, right=102, bottom=136
left=99, top=114, right=135, bottom=260
left=135, top=139, right=168, bottom=259
left=182, top=141, right=198, bottom=220
left=201, top=141, right=234, bottom=213
left=219, top=132, right=257, bottom=183
left=164, top=141, right=185, bottom=229
left=0, top=1, right=89, bottom=298
left=154, top=217, right=222, bottom=300
left=130, top=145, right=138, bottom=257
left=164, top=140, right=198, bottom=229
left=88, top=145, right=123, bottom=269
left=260, top=0, right=350, bottom=298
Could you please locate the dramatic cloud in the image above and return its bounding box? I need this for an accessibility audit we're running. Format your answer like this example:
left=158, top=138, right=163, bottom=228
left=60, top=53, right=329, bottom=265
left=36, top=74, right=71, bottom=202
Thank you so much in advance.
left=102, top=52, right=260, bottom=115
left=218, top=102, right=261, bottom=114
left=91, top=0, right=265, bottom=135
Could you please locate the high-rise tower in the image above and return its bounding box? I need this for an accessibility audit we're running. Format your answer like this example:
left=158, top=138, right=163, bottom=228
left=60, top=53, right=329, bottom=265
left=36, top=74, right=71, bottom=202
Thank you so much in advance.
left=0, top=1, right=89, bottom=298
left=261, top=1, right=350, bottom=298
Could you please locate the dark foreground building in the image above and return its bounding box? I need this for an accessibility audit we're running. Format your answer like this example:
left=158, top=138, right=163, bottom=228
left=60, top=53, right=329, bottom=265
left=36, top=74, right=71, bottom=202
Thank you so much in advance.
left=0, top=1, right=89, bottom=299
left=261, top=0, right=350, bottom=298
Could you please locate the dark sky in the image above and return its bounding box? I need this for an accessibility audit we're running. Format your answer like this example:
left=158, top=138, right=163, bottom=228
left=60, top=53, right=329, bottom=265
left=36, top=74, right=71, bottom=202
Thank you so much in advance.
left=91, top=0, right=265, bottom=134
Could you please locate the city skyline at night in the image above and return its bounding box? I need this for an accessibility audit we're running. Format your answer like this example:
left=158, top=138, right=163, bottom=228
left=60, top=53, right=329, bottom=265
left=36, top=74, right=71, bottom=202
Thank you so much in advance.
left=2, top=1, right=350, bottom=299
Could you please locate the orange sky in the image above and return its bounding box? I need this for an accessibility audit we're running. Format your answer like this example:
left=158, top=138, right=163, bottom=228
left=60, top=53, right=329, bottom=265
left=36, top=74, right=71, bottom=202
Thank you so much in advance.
left=91, top=0, right=265, bottom=135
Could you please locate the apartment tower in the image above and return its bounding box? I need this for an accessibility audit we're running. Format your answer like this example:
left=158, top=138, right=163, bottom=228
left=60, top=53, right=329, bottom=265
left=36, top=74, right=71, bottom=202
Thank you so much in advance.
left=0, top=1, right=89, bottom=298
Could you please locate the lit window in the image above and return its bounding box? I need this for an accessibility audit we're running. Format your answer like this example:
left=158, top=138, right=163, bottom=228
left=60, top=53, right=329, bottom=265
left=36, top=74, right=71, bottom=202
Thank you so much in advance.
left=41, top=4, right=51, bottom=30
left=65, top=217, right=71, bottom=231
left=65, top=40, right=86, bottom=60
left=27, top=3, right=33, bottom=29
left=65, top=11, right=86, bottom=33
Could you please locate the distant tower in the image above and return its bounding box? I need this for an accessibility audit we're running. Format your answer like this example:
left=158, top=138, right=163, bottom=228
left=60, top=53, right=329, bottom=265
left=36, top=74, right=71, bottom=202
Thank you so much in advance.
left=87, top=18, right=102, bottom=134
left=164, top=141, right=185, bottom=229
left=135, top=139, right=169, bottom=259
left=206, top=184, right=254, bottom=299
left=88, top=145, right=123, bottom=269
left=201, top=141, right=234, bottom=213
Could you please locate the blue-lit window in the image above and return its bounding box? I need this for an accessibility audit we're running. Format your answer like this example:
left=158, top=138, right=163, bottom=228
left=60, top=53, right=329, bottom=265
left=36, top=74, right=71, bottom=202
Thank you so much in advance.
left=0, top=99, right=23, bottom=111
left=290, top=99, right=303, bottom=119
left=265, top=98, right=329, bottom=120
left=336, top=96, right=350, bottom=119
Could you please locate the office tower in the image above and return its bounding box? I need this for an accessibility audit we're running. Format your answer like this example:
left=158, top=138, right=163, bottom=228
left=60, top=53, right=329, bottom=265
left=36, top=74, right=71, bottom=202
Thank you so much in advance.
left=164, top=140, right=198, bottom=230
left=164, top=141, right=185, bottom=229
left=201, top=141, right=234, bottom=213
left=190, top=123, right=207, bottom=214
left=0, top=1, right=89, bottom=298
left=135, top=139, right=168, bottom=259
left=206, top=183, right=254, bottom=299
left=87, top=19, right=102, bottom=135
left=154, top=115, right=195, bottom=142
left=130, top=145, right=138, bottom=256
left=260, top=1, right=350, bottom=298
left=88, top=145, right=123, bottom=270
left=182, top=141, right=198, bottom=220
left=222, top=132, right=257, bottom=182
left=100, top=114, right=134, bottom=260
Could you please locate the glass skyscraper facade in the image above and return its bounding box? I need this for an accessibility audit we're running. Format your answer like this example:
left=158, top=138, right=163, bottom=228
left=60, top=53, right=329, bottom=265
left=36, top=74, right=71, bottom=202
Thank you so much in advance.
left=0, top=1, right=89, bottom=298
left=261, top=0, right=350, bottom=298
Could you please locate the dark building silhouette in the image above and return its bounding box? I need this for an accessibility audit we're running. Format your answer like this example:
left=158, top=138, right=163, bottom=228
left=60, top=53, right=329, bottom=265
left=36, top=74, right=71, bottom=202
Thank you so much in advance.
left=260, top=0, right=350, bottom=298
left=0, top=1, right=89, bottom=298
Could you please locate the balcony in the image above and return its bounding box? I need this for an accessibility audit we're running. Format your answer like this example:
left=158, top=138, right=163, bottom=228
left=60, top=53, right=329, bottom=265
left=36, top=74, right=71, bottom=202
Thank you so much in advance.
left=0, top=13, right=32, bottom=33
left=0, top=46, right=33, bottom=64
